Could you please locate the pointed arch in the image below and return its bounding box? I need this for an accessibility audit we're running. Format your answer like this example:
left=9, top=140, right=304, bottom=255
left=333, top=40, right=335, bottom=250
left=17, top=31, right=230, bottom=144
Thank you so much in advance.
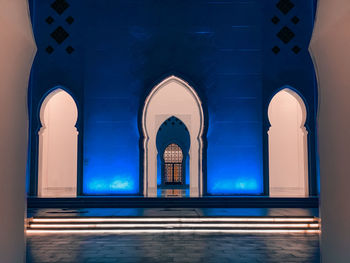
left=268, top=88, right=309, bottom=197
left=38, top=88, right=78, bottom=197
left=142, top=76, right=204, bottom=197
left=156, top=116, right=191, bottom=188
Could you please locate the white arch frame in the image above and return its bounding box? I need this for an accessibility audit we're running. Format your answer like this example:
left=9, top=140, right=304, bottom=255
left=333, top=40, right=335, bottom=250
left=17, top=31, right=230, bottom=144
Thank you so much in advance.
left=142, top=76, right=204, bottom=197
left=38, top=88, right=78, bottom=197
left=268, top=88, right=309, bottom=197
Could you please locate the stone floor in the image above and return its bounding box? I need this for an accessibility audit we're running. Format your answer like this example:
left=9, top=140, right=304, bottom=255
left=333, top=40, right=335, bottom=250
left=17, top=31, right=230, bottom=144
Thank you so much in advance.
left=26, top=233, right=320, bottom=263
left=28, top=207, right=319, bottom=218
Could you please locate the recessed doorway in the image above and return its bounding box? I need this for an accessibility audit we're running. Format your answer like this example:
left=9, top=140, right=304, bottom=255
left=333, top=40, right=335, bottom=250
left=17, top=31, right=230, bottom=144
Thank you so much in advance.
left=156, top=116, right=190, bottom=197
left=163, top=143, right=184, bottom=185
left=142, top=76, right=204, bottom=197
left=37, top=88, right=78, bottom=197
left=268, top=88, right=309, bottom=197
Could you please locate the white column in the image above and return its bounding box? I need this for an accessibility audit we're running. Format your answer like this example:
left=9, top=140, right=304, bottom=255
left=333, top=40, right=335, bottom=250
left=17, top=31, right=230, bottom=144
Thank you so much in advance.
left=147, top=138, right=157, bottom=197
left=189, top=139, right=199, bottom=197
left=310, top=0, right=350, bottom=261
left=0, top=0, right=36, bottom=262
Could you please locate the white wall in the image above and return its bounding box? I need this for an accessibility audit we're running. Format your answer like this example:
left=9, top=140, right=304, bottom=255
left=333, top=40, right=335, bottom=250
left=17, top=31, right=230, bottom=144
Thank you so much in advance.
left=268, top=89, right=309, bottom=197
left=142, top=76, right=204, bottom=197
left=38, top=89, right=78, bottom=197
left=0, top=0, right=36, bottom=262
left=310, top=0, right=350, bottom=261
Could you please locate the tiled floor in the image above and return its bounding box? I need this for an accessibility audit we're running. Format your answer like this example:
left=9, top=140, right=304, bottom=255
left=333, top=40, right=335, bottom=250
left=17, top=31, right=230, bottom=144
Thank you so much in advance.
left=26, top=208, right=320, bottom=262
left=26, top=233, right=320, bottom=263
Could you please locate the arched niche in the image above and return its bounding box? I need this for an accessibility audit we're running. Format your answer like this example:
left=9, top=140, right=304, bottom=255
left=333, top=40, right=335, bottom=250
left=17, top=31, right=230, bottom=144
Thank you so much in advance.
left=268, top=88, right=309, bottom=197
left=156, top=116, right=191, bottom=188
left=38, top=88, right=78, bottom=197
left=142, top=76, right=204, bottom=197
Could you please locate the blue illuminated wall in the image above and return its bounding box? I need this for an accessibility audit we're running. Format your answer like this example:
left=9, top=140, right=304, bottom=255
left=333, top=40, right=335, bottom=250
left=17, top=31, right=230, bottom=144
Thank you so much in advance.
left=27, top=0, right=318, bottom=196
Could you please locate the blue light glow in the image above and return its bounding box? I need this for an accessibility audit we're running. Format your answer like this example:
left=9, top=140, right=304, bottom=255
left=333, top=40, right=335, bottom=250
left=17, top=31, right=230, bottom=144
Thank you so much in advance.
left=29, top=0, right=317, bottom=198
left=85, top=175, right=135, bottom=194
left=82, top=120, right=139, bottom=195
left=207, top=147, right=263, bottom=194
left=206, top=122, right=264, bottom=195
left=157, top=154, right=161, bottom=185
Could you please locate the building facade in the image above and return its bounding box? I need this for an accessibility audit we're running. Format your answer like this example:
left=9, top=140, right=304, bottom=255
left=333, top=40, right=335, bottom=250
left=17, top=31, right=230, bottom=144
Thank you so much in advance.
left=27, top=0, right=318, bottom=197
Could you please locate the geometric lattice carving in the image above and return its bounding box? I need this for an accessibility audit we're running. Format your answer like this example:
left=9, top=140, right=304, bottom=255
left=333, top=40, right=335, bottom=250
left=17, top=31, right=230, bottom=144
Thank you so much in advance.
left=292, top=45, right=301, bottom=54
left=291, top=16, right=300, bottom=24
left=66, top=16, right=74, bottom=25
left=272, top=46, right=281, bottom=54
left=66, top=46, right=74, bottom=54
left=51, top=26, right=69, bottom=44
left=276, top=0, right=295, bottom=15
left=271, top=16, right=280, bottom=24
left=277, top=26, right=295, bottom=44
left=46, top=16, right=54, bottom=25
left=163, top=143, right=183, bottom=184
left=164, top=144, right=183, bottom=163
left=51, top=0, right=70, bottom=15
left=46, top=46, right=54, bottom=54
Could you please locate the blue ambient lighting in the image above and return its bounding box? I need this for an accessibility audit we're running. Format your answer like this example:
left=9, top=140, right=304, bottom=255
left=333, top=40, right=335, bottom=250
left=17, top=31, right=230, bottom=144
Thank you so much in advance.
left=85, top=175, right=135, bottom=194
left=28, top=0, right=318, bottom=197
left=84, top=170, right=137, bottom=194
left=206, top=122, right=264, bottom=195
left=206, top=144, right=264, bottom=194
left=82, top=119, right=139, bottom=195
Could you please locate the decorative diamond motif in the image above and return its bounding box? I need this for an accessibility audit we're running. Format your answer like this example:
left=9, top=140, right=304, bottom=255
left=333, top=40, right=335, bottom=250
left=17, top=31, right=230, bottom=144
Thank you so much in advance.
left=45, top=16, right=54, bottom=25
left=271, top=16, right=280, bottom=24
left=276, top=0, right=295, bottom=15
left=277, top=26, right=295, bottom=44
left=66, top=16, right=74, bottom=25
left=66, top=46, right=74, bottom=54
left=51, top=0, right=70, bottom=15
left=292, top=45, right=301, bottom=54
left=51, top=26, right=69, bottom=44
left=46, top=46, right=54, bottom=54
left=291, top=16, right=300, bottom=24
left=272, top=46, right=280, bottom=54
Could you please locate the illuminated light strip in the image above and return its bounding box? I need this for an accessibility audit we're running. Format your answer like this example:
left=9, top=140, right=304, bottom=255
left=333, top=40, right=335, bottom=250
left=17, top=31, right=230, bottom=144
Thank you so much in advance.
left=30, top=217, right=318, bottom=223
left=26, top=229, right=321, bottom=234
left=29, top=223, right=319, bottom=229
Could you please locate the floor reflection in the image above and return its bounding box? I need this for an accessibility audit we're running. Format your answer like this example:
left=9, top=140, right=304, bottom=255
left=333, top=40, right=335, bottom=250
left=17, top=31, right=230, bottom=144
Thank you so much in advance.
left=157, top=188, right=189, bottom=197
left=27, top=233, right=320, bottom=263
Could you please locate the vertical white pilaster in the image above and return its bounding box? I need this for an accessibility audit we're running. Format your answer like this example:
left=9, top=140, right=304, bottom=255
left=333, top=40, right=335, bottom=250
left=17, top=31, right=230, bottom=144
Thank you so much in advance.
left=310, top=1, right=350, bottom=261
left=0, top=0, right=36, bottom=262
